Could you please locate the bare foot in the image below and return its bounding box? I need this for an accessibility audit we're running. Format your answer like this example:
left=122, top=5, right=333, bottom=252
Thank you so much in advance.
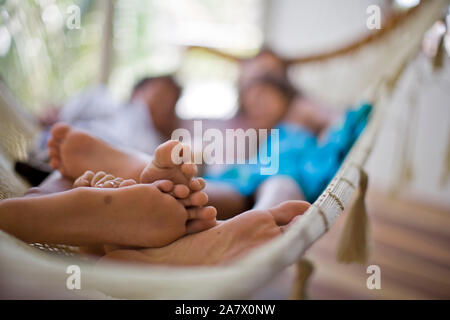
left=73, top=171, right=138, bottom=257
left=74, top=182, right=218, bottom=251
left=99, top=201, right=310, bottom=266
left=73, top=170, right=137, bottom=189
left=74, top=170, right=217, bottom=234
left=48, top=123, right=146, bottom=181
left=73, top=170, right=211, bottom=210
left=48, top=123, right=198, bottom=190
left=73, top=170, right=217, bottom=256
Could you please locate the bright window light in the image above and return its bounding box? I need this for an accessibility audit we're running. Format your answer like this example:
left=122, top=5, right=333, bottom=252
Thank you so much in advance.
left=394, top=0, right=421, bottom=9
left=176, top=81, right=238, bottom=119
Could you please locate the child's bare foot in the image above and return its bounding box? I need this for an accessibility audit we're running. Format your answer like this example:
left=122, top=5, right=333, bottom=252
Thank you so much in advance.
left=99, top=201, right=310, bottom=266
left=48, top=123, right=146, bottom=180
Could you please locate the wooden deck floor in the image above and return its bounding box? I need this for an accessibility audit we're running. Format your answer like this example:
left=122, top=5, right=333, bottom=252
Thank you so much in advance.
left=254, top=190, right=450, bottom=299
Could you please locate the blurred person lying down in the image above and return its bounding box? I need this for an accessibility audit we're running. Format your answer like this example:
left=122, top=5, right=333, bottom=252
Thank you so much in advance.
left=238, top=48, right=338, bottom=136
left=37, top=76, right=182, bottom=156
left=31, top=75, right=371, bottom=225
left=204, top=76, right=372, bottom=218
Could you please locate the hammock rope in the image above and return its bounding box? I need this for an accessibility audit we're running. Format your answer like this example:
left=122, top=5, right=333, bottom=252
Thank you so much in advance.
left=187, top=1, right=429, bottom=65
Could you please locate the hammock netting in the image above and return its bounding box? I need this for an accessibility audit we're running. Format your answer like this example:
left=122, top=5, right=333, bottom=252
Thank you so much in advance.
left=0, top=0, right=447, bottom=299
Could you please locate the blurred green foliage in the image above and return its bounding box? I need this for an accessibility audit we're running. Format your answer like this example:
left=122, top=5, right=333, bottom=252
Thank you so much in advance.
left=0, top=0, right=101, bottom=113
left=0, top=0, right=262, bottom=117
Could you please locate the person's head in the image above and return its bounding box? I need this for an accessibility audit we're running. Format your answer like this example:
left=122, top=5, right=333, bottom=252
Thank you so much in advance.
left=239, top=48, right=287, bottom=89
left=240, top=75, right=296, bottom=130
left=131, top=75, right=182, bottom=136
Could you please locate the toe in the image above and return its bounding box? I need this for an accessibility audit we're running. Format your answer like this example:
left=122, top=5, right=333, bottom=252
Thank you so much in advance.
left=47, top=139, right=59, bottom=149
left=73, top=177, right=90, bottom=188
left=113, top=177, right=124, bottom=186
left=49, top=158, right=60, bottom=170
left=102, top=180, right=116, bottom=188
left=172, top=184, right=190, bottom=198
left=83, top=170, right=95, bottom=182
left=189, top=177, right=205, bottom=192
left=95, top=174, right=115, bottom=187
left=91, top=171, right=107, bottom=186
left=187, top=206, right=217, bottom=220
left=180, top=191, right=208, bottom=207
left=50, top=122, right=71, bottom=141
left=153, top=180, right=174, bottom=193
left=154, top=140, right=188, bottom=167
left=48, top=147, right=59, bottom=159
left=119, top=179, right=137, bottom=187
left=268, top=201, right=310, bottom=226
left=104, top=178, right=123, bottom=188
left=186, top=217, right=217, bottom=234
left=181, top=163, right=198, bottom=180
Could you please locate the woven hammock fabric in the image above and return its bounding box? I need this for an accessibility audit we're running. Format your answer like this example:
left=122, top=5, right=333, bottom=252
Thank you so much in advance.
left=0, top=0, right=447, bottom=299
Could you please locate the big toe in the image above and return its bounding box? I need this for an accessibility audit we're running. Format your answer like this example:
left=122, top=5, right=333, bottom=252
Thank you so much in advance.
left=186, top=217, right=217, bottom=234
left=268, top=200, right=311, bottom=226
left=50, top=122, right=71, bottom=142
left=154, top=140, right=192, bottom=168
left=47, top=123, right=71, bottom=169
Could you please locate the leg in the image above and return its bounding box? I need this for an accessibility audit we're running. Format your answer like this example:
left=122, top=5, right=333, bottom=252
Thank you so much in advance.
left=73, top=170, right=216, bottom=234
left=48, top=123, right=197, bottom=187
left=48, top=123, right=148, bottom=181
left=1, top=184, right=199, bottom=247
left=99, top=200, right=311, bottom=266
left=253, top=175, right=304, bottom=210
left=205, top=176, right=305, bottom=219
left=74, top=168, right=216, bottom=239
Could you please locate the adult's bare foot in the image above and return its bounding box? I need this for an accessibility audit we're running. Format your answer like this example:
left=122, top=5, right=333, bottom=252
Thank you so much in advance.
left=99, top=201, right=310, bottom=266
left=48, top=123, right=146, bottom=181
left=48, top=123, right=198, bottom=188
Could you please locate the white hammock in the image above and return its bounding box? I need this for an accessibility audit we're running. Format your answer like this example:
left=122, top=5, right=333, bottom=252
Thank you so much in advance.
left=0, top=0, right=447, bottom=299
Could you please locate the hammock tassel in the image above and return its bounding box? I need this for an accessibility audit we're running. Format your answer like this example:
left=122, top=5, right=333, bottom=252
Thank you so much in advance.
left=290, top=258, right=314, bottom=300
left=432, top=29, right=446, bottom=71
left=336, top=169, right=370, bottom=264
left=440, top=133, right=450, bottom=187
